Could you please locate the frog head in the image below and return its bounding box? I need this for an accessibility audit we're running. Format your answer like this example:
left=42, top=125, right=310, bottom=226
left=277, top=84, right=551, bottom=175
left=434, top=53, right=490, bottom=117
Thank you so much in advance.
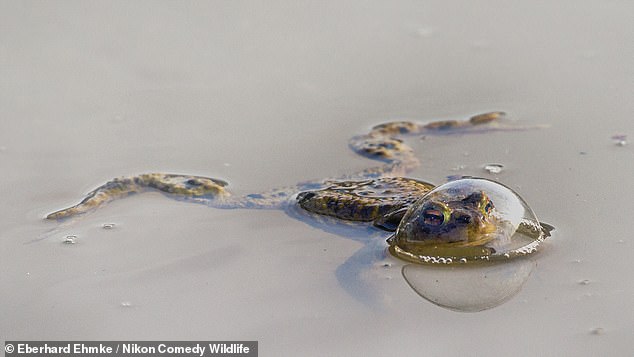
left=396, top=190, right=497, bottom=248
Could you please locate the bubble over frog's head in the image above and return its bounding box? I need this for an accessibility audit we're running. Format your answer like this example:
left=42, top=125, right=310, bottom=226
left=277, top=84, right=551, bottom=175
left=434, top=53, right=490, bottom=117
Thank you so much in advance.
left=388, top=178, right=547, bottom=264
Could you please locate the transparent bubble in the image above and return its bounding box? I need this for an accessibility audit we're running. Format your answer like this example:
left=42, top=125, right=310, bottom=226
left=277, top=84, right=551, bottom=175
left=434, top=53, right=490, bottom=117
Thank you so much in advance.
left=63, top=235, right=77, bottom=244
left=388, top=178, right=549, bottom=264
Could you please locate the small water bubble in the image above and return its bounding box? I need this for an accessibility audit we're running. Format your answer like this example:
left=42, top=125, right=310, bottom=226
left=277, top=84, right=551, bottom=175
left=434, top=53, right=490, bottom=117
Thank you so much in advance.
left=611, top=134, right=627, bottom=146
left=102, top=223, right=115, bottom=229
left=503, top=253, right=511, bottom=259
left=63, top=235, right=77, bottom=244
left=590, top=327, right=605, bottom=335
left=459, top=258, right=467, bottom=263
left=578, top=279, right=591, bottom=285
left=120, top=301, right=132, bottom=307
left=382, top=262, right=392, bottom=268
left=484, top=164, right=504, bottom=174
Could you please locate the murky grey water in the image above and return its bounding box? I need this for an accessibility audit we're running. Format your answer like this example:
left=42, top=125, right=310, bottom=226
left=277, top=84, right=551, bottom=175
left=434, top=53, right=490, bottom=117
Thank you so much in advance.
left=1, top=1, right=633, bottom=355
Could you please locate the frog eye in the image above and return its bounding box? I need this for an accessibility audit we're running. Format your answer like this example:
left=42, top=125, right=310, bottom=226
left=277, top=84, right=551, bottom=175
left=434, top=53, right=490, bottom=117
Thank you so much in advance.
left=185, top=179, right=202, bottom=187
left=483, top=200, right=494, bottom=214
left=421, top=203, right=450, bottom=226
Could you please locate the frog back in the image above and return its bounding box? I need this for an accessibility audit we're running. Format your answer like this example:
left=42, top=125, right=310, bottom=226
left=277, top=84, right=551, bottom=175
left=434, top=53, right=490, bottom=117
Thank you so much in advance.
left=296, top=177, right=435, bottom=222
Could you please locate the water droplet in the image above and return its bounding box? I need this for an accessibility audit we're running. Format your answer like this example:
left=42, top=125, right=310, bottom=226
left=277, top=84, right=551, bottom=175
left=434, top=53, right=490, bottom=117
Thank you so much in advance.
left=102, top=223, right=115, bottom=229
left=578, top=279, right=590, bottom=285
left=382, top=262, right=392, bottom=268
left=590, top=327, right=605, bottom=335
left=120, top=301, right=132, bottom=307
left=459, top=258, right=467, bottom=263
left=63, top=235, right=77, bottom=244
left=503, top=253, right=511, bottom=259
left=484, top=164, right=504, bottom=174
left=612, top=134, right=627, bottom=146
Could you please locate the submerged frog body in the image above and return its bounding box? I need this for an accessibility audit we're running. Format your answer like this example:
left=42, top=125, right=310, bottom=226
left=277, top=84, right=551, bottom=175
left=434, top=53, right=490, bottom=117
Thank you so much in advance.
left=46, top=112, right=551, bottom=263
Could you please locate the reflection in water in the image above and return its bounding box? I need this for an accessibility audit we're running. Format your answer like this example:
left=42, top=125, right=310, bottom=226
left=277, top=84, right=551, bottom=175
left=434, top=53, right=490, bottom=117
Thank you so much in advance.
left=402, top=257, right=535, bottom=312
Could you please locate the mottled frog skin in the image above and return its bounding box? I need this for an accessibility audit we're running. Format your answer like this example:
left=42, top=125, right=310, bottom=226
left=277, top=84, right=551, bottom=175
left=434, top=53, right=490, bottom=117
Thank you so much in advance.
left=46, top=112, right=540, bottom=242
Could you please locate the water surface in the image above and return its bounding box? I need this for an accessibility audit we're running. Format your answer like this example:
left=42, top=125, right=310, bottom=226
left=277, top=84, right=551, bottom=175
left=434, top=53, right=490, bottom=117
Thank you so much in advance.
left=1, top=1, right=633, bottom=355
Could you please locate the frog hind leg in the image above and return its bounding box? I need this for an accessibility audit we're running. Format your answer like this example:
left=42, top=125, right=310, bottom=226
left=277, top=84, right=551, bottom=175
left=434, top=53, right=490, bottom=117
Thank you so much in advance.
left=45, top=173, right=229, bottom=220
left=348, top=112, right=528, bottom=179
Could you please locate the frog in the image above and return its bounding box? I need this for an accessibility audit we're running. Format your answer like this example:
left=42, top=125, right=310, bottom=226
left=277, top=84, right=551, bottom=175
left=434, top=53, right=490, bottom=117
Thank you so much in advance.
left=46, top=112, right=551, bottom=264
